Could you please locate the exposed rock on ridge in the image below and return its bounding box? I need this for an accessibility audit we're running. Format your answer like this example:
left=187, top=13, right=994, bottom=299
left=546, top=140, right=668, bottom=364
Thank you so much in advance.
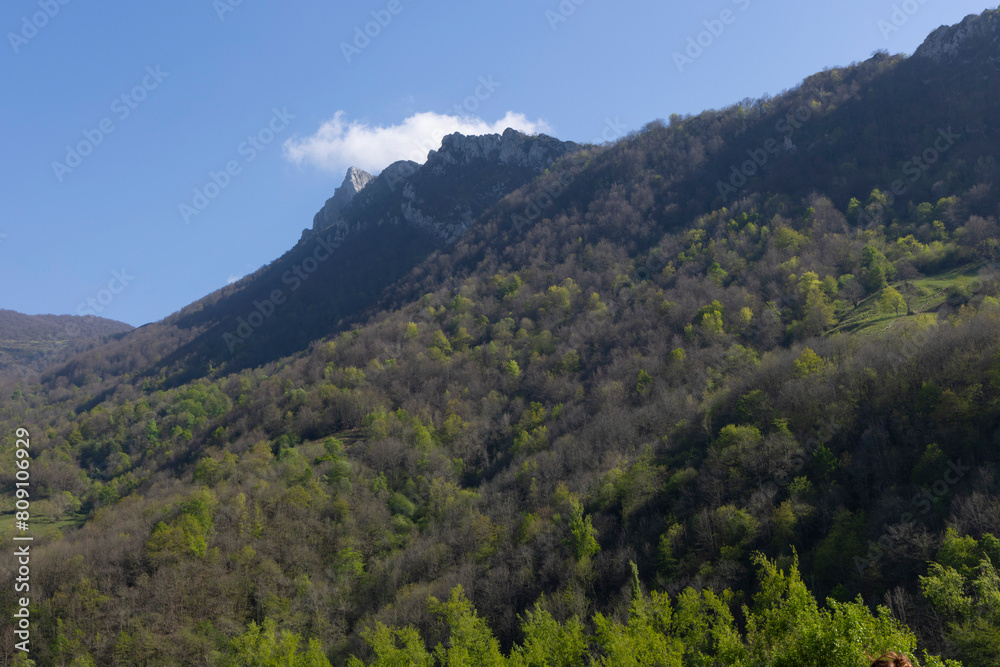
left=312, top=166, right=376, bottom=232
left=426, top=128, right=577, bottom=171
left=914, top=9, right=1000, bottom=62
left=310, top=128, right=579, bottom=243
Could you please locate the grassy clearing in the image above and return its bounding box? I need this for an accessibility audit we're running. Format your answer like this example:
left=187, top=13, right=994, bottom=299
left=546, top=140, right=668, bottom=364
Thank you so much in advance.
left=0, top=509, right=87, bottom=541
left=831, top=262, right=986, bottom=337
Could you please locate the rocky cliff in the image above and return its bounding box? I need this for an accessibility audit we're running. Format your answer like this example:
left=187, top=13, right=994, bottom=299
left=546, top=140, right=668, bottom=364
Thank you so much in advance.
left=310, top=128, right=579, bottom=242
left=426, top=128, right=579, bottom=171
left=312, top=166, right=377, bottom=233
left=914, top=9, right=1000, bottom=62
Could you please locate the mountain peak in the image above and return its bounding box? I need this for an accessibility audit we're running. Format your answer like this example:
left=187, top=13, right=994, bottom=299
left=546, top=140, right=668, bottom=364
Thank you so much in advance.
left=311, top=129, right=579, bottom=238
left=312, top=166, right=375, bottom=231
left=427, top=127, right=577, bottom=171
left=343, top=165, right=375, bottom=187
left=914, top=8, right=1000, bottom=62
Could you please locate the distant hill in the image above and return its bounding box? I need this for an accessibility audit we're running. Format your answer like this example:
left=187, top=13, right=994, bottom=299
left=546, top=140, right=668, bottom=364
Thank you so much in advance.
left=0, top=309, right=132, bottom=376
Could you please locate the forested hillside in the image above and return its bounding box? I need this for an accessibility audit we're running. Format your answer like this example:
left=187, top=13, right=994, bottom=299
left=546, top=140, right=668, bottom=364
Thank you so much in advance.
left=3, top=9, right=1000, bottom=666
left=0, top=310, right=132, bottom=380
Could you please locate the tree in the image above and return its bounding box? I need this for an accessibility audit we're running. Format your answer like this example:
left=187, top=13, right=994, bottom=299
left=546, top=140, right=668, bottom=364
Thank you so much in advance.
left=347, top=624, right=433, bottom=667
left=920, top=532, right=1000, bottom=666
left=566, top=500, right=600, bottom=562
left=879, top=287, right=906, bottom=316
left=636, top=369, right=653, bottom=395
left=798, top=287, right=838, bottom=337
left=592, top=587, right=685, bottom=667
left=741, top=555, right=945, bottom=667
left=861, top=245, right=894, bottom=292
left=224, top=619, right=332, bottom=667
left=839, top=275, right=866, bottom=307
left=794, top=348, right=826, bottom=377
left=429, top=586, right=506, bottom=667
left=509, top=606, right=588, bottom=667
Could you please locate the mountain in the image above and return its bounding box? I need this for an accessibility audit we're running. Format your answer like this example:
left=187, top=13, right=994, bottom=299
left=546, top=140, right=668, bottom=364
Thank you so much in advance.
left=53, top=129, right=579, bottom=390
left=914, top=8, right=1000, bottom=62
left=312, top=166, right=377, bottom=233
left=0, top=309, right=132, bottom=377
left=4, top=9, right=1000, bottom=666
left=314, top=130, right=578, bottom=243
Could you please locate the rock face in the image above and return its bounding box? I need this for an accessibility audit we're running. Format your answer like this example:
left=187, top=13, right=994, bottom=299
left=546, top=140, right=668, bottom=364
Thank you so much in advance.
left=310, top=128, right=579, bottom=243
left=380, top=159, right=420, bottom=192
left=312, top=166, right=376, bottom=232
left=426, top=128, right=577, bottom=171
left=914, top=9, right=1000, bottom=62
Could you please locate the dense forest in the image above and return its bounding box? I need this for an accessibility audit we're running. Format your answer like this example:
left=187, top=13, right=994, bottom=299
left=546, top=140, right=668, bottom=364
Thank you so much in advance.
left=3, top=9, right=1000, bottom=666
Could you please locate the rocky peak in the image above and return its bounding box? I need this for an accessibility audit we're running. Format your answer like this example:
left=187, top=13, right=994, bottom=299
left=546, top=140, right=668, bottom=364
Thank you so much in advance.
left=312, top=166, right=376, bottom=231
left=426, top=128, right=578, bottom=172
left=914, top=9, right=1000, bottom=62
left=310, top=128, right=580, bottom=242
left=343, top=166, right=376, bottom=193
left=380, top=160, right=420, bottom=191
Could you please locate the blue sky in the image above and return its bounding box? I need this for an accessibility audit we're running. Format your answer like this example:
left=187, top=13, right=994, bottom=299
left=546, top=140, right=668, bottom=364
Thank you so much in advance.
left=1, top=0, right=994, bottom=327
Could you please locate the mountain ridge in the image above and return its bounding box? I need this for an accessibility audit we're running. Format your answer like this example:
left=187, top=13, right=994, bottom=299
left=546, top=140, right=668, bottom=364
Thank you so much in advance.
left=914, top=7, right=1000, bottom=62
left=312, top=128, right=580, bottom=243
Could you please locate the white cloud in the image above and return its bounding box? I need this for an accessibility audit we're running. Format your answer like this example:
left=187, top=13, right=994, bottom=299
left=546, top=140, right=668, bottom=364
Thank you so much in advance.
left=283, top=111, right=553, bottom=175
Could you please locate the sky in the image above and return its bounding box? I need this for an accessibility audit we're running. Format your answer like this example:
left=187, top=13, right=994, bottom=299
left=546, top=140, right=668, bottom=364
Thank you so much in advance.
left=0, top=0, right=995, bottom=327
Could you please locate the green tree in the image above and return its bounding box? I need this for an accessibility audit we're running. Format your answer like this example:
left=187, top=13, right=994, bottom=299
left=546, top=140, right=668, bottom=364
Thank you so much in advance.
left=860, top=245, right=894, bottom=292
left=794, top=347, right=827, bottom=377
left=224, top=619, right=332, bottom=667
left=347, top=624, right=433, bottom=667
left=430, top=586, right=506, bottom=667
left=879, top=286, right=906, bottom=316
left=509, top=606, right=588, bottom=667
left=592, top=587, right=684, bottom=667
left=920, top=532, right=1000, bottom=665
left=636, top=369, right=653, bottom=395
left=567, top=500, right=600, bottom=562
left=430, top=330, right=453, bottom=358
left=742, top=554, right=949, bottom=667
